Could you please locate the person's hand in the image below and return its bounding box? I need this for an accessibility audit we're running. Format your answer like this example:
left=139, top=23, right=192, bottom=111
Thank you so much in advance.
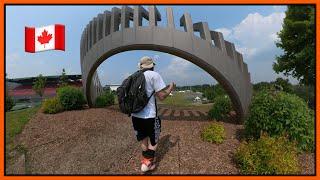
left=170, top=82, right=176, bottom=91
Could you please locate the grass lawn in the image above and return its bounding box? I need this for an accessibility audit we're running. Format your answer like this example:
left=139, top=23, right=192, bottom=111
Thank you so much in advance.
left=161, top=93, right=193, bottom=107
left=5, top=106, right=40, bottom=173
left=6, top=106, right=40, bottom=143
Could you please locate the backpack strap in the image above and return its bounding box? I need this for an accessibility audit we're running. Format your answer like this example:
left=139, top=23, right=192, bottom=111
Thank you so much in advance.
left=147, top=91, right=155, bottom=101
left=147, top=90, right=157, bottom=117
left=140, top=68, right=158, bottom=116
left=155, top=95, right=158, bottom=117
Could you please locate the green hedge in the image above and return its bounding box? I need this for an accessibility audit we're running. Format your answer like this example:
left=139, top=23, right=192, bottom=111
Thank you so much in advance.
left=95, top=90, right=115, bottom=108
left=42, top=97, right=64, bottom=114
left=235, top=134, right=300, bottom=175
left=201, top=122, right=226, bottom=144
left=208, top=96, right=232, bottom=120
left=57, top=86, right=86, bottom=110
left=245, top=90, right=314, bottom=151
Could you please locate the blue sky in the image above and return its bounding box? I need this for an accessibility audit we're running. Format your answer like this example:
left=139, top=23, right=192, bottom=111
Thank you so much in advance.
left=5, top=5, right=298, bottom=86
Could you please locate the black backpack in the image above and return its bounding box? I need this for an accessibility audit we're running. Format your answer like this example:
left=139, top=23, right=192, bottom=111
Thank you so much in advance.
left=116, top=69, right=154, bottom=116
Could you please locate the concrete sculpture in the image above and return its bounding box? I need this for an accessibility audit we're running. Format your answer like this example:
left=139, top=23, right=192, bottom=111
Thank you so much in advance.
left=80, top=6, right=253, bottom=121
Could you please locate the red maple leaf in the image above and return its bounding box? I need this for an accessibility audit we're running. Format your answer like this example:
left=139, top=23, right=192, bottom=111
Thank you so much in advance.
left=37, top=29, right=52, bottom=48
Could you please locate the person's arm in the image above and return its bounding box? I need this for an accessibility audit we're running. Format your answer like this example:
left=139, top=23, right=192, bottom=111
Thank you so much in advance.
left=156, top=82, right=175, bottom=101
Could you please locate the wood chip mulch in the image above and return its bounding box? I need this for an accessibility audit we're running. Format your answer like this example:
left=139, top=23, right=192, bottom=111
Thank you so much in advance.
left=7, top=106, right=314, bottom=175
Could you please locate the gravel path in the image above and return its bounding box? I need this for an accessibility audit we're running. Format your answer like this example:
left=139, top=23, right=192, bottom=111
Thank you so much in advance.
left=9, top=107, right=314, bottom=175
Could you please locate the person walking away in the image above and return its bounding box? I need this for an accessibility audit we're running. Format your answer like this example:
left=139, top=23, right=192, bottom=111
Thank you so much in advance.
left=131, top=56, right=175, bottom=172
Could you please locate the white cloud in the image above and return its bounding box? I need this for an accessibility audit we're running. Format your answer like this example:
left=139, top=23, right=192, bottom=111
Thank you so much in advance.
left=158, top=56, right=216, bottom=85
left=160, top=57, right=192, bottom=79
left=215, top=12, right=285, bottom=59
left=215, top=28, right=232, bottom=38
left=153, top=55, right=160, bottom=61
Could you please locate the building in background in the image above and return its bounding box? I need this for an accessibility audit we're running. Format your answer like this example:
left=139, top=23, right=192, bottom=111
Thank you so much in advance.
left=104, top=84, right=120, bottom=92
left=6, top=75, right=82, bottom=102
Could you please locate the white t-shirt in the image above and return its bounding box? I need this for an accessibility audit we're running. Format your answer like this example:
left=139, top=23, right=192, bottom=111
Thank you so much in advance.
left=131, top=71, right=166, bottom=119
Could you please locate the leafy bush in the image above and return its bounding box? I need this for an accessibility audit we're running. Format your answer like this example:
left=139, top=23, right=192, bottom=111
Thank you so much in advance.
left=245, top=90, right=314, bottom=151
left=253, top=82, right=274, bottom=93
left=203, top=84, right=227, bottom=101
left=42, top=97, right=64, bottom=114
left=234, top=134, right=300, bottom=175
left=57, top=86, right=86, bottom=110
left=208, top=96, right=232, bottom=120
left=95, top=90, right=115, bottom=108
left=292, top=85, right=315, bottom=109
left=273, top=77, right=293, bottom=93
left=201, top=122, right=226, bottom=144
left=5, top=96, right=15, bottom=112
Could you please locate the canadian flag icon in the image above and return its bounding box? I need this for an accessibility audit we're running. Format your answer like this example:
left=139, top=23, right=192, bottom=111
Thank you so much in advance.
left=25, top=24, right=65, bottom=53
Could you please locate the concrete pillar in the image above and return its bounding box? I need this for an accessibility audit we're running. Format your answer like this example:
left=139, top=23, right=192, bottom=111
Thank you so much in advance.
left=103, top=10, right=111, bottom=36
left=225, top=40, right=237, bottom=60
left=97, top=13, right=104, bottom=42
left=80, top=32, right=84, bottom=59
left=92, top=17, right=97, bottom=45
left=133, top=6, right=148, bottom=27
left=88, top=20, right=93, bottom=49
left=236, top=51, right=244, bottom=72
left=180, top=13, right=193, bottom=34
left=84, top=26, right=88, bottom=53
left=243, top=62, right=248, bottom=81
left=121, top=6, right=133, bottom=29
left=193, top=22, right=212, bottom=42
left=166, top=7, right=174, bottom=29
left=210, top=31, right=227, bottom=53
left=111, top=7, right=121, bottom=32
left=148, top=6, right=161, bottom=26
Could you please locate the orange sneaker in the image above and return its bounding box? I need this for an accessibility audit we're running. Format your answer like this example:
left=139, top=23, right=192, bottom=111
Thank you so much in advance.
left=141, top=158, right=156, bottom=172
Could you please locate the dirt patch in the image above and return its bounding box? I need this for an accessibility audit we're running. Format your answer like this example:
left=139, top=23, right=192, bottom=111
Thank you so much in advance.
left=9, top=107, right=314, bottom=175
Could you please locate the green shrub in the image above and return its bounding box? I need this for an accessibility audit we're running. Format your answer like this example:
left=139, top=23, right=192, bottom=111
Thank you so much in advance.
left=57, top=86, right=86, bottom=110
left=5, top=96, right=15, bottom=112
left=245, top=90, right=314, bottom=151
left=95, top=90, right=115, bottom=108
left=253, top=82, right=274, bottom=93
left=201, top=122, right=226, bottom=144
left=203, top=84, right=227, bottom=101
left=292, top=85, right=315, bottom=109
left=42, top=97, right=64, bottom=114
left=208, top=96, right=232, bottom=120
left=273, top=77, right=293, bottom=93
left=234, top=134, right=300, bottom=175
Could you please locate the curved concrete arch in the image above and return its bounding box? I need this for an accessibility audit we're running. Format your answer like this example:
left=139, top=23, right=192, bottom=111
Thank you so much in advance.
left=80, top=6, right=253, bottom=121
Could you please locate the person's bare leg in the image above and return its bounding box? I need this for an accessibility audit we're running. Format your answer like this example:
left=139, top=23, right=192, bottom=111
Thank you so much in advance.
left=141, top=137, right=149, bottom=151
left=147, top=138, right=158, bottom=151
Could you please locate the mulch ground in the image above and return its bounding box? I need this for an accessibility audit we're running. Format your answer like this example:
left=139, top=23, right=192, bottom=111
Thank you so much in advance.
left=8, top=106, right=315, bottom=175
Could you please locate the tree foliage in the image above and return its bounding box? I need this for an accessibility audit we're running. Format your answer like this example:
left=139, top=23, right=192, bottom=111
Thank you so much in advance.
left=59, top=68, right=68, bottom=87
left=274, top=77, right=293, bottom=93
left=203, top=84, right=227, bottom=101
left=32, top=74, right=47, bottom=98
left=273, top=5, right=315, bottom=86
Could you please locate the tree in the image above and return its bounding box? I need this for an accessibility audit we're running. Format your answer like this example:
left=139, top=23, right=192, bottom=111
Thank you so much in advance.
left=273, top=5, right=315, bottom=86
left=203, top=84, right=227, bottom=101
left=33, top=74, right=47, bottom=98
left=59, top=68, right=68, bottom=87
left=273, top=77, right=293, bottom=93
